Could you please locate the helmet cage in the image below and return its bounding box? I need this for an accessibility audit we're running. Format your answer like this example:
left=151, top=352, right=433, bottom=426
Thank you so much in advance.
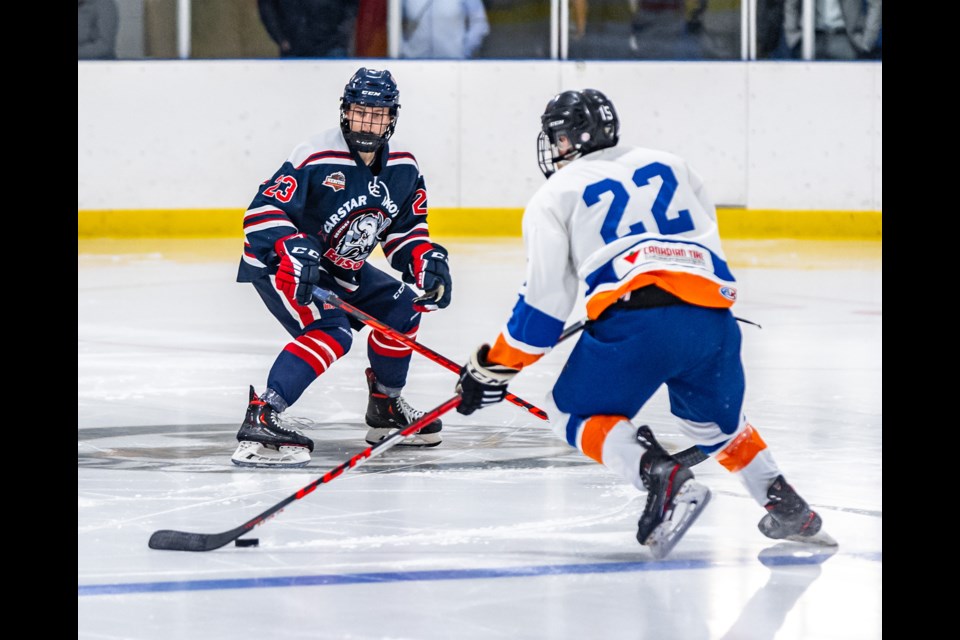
left=339, top=68, right=401, bottom=153
left=537, top=129, right=584, bottom=179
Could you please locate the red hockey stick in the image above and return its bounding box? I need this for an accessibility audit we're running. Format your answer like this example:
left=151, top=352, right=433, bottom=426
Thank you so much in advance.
left=312, top=286, right=551, bottom=421
left=148, top=395, right=462, bottom=552
left=310, top=288, right=708, bottom=468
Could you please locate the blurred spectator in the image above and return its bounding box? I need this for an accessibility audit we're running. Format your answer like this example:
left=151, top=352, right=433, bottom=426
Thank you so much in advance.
left=78, top=0, right=119, bottom=60
left=756, top=0, right=787, bottom=59
left=402, top=0, right=490, bottom=59
left=258, top=0, right=359, bottom=58
left=355, top=0, right=388, bottom=57
left=784, top=0, right=882, bottom=60
left=572, top=0, right=588, bottom=40
left=628, top=0, right=703, bottom=59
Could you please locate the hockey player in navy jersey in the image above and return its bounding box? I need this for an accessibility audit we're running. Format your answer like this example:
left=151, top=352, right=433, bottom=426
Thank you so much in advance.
left=455, top=89, right=833, bottom=558
left=232, top=67, right=453, bottom=468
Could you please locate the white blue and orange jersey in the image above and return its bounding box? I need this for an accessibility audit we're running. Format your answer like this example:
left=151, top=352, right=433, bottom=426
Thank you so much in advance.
left=488, top=144, right=737, bottom=370
left=237, top=128, right=434, bottom=292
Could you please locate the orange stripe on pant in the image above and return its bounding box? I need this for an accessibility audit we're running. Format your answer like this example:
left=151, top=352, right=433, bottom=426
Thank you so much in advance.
left=715, top=424, right=767, bottom=472
left=580, top=415, right=626, bottom=463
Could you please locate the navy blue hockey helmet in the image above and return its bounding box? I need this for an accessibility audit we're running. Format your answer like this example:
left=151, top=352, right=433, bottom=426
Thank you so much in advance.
left=339, top=67, right=401, bottom=153
left=537, top=89, right=620, bottom=178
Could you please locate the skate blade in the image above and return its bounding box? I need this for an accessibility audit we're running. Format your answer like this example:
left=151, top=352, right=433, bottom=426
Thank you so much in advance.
left=365, top=428, right=442, bottom=448
left=644, top=482, right=712, bottom=560
left=231, top=442, right=311, bottom=468
left=365, top=437, right=442, bottom=448
left=782, top=529, right=838, bottom=547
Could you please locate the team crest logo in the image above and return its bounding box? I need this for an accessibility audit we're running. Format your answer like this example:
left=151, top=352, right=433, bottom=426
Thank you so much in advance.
left=325, top=210, right=391, bottom=270
left=720, top=286, right=737, bottom=301
left=323, top=172, right=347, bottom=192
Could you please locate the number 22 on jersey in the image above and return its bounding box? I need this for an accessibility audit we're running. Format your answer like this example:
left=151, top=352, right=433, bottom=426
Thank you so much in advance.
left=583, top=162, right=695, bottom=244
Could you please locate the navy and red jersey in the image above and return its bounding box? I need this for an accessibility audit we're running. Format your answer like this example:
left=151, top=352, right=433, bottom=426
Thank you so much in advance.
left=237, top=128, right=434, bottom=292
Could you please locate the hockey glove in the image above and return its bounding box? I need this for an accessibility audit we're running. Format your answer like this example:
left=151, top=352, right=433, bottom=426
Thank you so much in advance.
left=456, top=344, right=520, bottom=415
left=275, top=233, right=323, bottom=306
left=409, top=244, right=452, bottom=312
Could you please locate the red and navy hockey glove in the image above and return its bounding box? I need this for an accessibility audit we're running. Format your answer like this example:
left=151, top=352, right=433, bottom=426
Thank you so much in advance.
left=275, top=233, right=323, bottom=306
left=408, top=244, right=452, bottom=312
left=455, top=344, right=520, bottom=415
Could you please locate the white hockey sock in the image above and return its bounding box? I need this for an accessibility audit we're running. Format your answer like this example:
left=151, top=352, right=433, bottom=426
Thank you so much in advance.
left=599, top=419, right=647, bottom=492
left=733, top=449, right=781, bottom=506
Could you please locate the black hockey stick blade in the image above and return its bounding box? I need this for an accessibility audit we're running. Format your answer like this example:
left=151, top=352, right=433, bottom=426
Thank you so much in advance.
left=149, top=525, right=254, bottom=552
left=148, top=395, right=462, bottom=552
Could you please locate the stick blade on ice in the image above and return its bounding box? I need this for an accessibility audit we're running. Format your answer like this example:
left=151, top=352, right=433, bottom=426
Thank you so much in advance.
left=148, top=528, right=243, bottom=552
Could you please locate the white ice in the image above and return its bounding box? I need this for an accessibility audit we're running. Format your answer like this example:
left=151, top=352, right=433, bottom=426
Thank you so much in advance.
left=78, top=238, right=882, bottom=640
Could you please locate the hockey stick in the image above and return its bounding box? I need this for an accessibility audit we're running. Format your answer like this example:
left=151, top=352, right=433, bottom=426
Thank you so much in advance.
left=312, top=286, right=550, bottom=421
left=312, top=289, right=706, bottom=467
left=558, top=317, right=591, bottom=342
left=148, top=395, right=462, bottom=552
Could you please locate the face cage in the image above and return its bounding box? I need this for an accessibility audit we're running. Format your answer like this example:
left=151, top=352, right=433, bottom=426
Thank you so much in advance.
left=537, top=130, right=581, bottom=178
left=340, top=103, right=399, bottom=153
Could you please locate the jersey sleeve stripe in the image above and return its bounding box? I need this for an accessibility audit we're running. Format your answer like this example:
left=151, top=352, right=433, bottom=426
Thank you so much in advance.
left=382, top=222, right=429, bottom=245
left=382, top=231, right=430, bottom=260
left=243, top=219, right=297, bottom=235
left=487, top=333, right=545, bottom=370
left=243, top=206, right=296, bottom=234
left=242, top=243, right=267, bottom=268
left=504, top=295, right=565, bottom=348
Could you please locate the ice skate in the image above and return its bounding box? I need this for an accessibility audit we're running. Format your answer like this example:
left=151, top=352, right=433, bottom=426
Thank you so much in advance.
left=635, top=425, right=711, bottom=559
left=758, top=475, right=837, bottom=546
left=364, top=368, right=442, bottom=447
left=231, top=386, right=313, bottom=468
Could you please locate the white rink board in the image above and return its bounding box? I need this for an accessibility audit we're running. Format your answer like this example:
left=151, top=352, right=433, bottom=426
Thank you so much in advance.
left=78, top=60, right=881, bottom=211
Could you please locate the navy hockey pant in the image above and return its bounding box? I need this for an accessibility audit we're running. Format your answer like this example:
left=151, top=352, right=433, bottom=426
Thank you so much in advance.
left=551, top=304, right=745, bottom=450
left=251, top=263, right=422, bottom=407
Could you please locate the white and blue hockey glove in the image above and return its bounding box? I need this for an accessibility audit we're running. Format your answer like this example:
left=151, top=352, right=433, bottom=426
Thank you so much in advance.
left=275, top=233, right=324, bottom=306
left=409, top=244, right=452, bottom=312
left=456, top=344, right=520, bottom=415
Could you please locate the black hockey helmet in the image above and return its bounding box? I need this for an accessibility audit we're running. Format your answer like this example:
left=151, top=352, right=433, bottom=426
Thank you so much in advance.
left=339, top=67, right=401, bottom=153
left=537, top=89, right=620, bottom=178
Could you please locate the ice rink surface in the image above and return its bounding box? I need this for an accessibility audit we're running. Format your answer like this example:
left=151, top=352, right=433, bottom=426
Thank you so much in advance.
left=78, top=238, right=882, bottom=640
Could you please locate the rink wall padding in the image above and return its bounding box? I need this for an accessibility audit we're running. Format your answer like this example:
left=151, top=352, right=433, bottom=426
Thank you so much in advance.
left=79, top=60, right=881, bottom=239
left=76, top=208, right=881, bottom=240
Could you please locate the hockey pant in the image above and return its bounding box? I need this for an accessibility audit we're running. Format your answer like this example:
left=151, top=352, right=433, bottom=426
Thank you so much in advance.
left=251, top=264, right=422, bottom=407
left=546, top=304, right=781, bottom=506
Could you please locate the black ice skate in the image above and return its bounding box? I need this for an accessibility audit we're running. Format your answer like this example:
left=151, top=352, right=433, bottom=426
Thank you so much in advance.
left=231, top=386, right=314, bottom=468
left=758, top=475, right=837, bottom=546
left=364, top=368, right=442, bottom=447
left=635, top=425, right=711, bottom=559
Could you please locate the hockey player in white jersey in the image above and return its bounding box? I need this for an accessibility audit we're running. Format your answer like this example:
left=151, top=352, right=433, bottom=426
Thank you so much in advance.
left=455, top=89, right=833, bottom=558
